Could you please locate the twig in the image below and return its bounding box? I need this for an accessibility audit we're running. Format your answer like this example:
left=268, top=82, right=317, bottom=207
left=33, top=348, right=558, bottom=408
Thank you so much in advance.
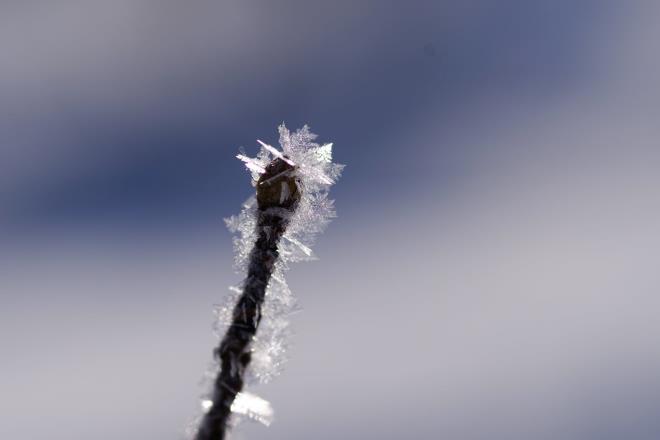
left=192, top=124, right=342, bottom=439
left=195, top=158, right=300, bottom=440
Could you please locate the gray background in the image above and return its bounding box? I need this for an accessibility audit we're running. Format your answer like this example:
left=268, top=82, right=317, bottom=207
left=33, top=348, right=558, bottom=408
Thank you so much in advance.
left=2, top=1, right=660, bottom=439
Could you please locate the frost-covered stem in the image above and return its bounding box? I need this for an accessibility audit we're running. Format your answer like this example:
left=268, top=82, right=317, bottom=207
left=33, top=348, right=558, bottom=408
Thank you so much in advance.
left=196, top=158, right=299, bottom=440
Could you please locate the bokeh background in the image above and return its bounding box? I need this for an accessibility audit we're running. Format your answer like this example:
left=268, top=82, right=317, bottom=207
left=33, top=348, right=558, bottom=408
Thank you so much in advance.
left=2, top=1, right=660, bottom=439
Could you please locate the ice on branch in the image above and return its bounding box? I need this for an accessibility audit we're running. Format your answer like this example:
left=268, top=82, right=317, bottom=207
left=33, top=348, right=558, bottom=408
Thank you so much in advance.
left=209, top=124, right=343, bottom=426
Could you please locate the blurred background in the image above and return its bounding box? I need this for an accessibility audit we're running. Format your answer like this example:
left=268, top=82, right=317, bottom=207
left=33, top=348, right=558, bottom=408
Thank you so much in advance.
left=2, top=1, right=660, bottom=439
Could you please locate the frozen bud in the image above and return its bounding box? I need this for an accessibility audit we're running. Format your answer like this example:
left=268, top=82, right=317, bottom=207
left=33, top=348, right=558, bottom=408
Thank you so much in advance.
left=256, top=157, right=300, bottom=210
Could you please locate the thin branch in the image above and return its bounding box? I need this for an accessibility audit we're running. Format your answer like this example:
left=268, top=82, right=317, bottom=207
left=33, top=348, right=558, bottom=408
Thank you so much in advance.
left=195, top=158, right=300, bottom=440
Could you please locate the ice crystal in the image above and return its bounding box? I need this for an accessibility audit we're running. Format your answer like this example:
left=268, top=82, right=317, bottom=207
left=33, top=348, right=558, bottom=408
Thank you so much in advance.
left=208, top=124, right=342, bottom=425
left=230, top=392, right=275, bottom=426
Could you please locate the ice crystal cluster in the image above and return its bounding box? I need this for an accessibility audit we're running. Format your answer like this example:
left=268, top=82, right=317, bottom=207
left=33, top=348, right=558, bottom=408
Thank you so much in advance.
left=209, top=124, right=343, bottom=424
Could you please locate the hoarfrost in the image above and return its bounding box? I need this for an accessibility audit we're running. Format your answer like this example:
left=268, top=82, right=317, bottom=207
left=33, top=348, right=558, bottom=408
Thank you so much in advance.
left=230, top=392, right=275, bottom=426
left=206, top=124, right=342, bottom=426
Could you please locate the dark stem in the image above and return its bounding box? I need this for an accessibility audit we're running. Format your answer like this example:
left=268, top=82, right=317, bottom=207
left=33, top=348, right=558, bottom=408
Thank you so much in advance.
left=195, top=158, right=299, bottom=440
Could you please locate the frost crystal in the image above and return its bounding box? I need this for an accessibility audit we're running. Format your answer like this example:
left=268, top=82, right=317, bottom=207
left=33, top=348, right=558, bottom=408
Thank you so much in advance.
left=208, top=124, right=343, bottom=425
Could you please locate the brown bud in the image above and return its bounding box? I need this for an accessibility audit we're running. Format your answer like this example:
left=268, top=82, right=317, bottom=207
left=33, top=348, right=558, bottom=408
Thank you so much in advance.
left=256, top=157, right=300, bottom=210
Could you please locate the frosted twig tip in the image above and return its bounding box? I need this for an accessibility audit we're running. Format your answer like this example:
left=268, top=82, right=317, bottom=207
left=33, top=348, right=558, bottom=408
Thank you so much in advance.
left=191, top=124, right=342, bottom=440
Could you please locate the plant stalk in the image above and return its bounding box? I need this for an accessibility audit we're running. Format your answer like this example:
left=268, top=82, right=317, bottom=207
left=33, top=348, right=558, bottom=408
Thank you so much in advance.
left=195, top=158, right=299, bottom=440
